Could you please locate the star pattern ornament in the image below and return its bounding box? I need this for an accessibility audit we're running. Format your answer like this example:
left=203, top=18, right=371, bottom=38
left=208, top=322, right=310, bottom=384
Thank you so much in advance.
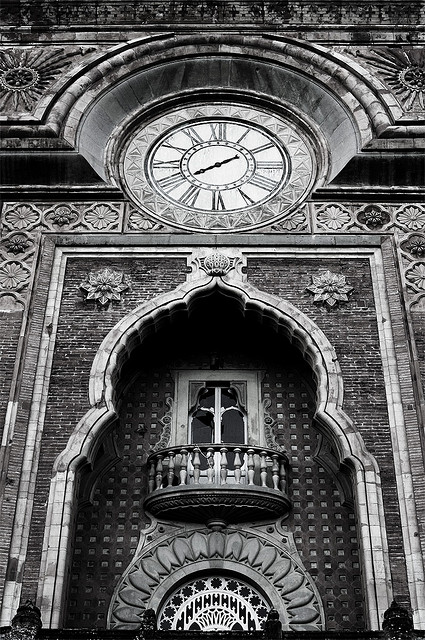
left=306, top=270, right=353, bottom=308
left=79, top=268, right=129, bottom=307
left=358, top=47, right=425, bottom=111
left=0, top=47, right=92, bottom=113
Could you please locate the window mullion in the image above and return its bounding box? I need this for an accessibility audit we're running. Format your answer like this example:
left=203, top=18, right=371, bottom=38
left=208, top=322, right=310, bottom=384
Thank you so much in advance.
left=214, top=387, right=221, bottom=443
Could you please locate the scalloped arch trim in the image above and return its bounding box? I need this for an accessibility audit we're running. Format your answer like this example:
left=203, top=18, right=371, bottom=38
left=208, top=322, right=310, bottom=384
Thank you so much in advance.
left=37, top=273, right=392, bottom=628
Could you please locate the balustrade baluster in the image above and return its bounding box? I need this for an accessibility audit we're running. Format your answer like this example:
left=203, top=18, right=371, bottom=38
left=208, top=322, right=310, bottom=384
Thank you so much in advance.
left=247, top=448, right=255, bottom=485
left=220, top=447, right=228, bottom=484
left=148, top=459, right=156, bottom=493
left=179, top=448, right=188, bottom=485
left=279, top=461, right=287, bottom=492
left=271, top=453, right=280, bottom=490
left=167, top=451, right=175, bottom=487
left=207, top=447, right=215, bottom=483
left=234, top=447, right=242, bottom=484
left=193, top=447, right=201, bottom=484
left=155, top=454, right=163, bottom=490
left=260, top=451, right=268, bottom=487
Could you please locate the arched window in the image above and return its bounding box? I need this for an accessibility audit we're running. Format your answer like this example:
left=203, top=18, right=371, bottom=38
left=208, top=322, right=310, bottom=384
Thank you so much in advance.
left=158, top=575, right=270, bottom=631
left=191, top=383, right=245, bottom=444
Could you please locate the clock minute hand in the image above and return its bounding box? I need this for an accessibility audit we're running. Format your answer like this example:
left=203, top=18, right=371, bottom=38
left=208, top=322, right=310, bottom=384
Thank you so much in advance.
left=193, top=154, right=239, bottom=175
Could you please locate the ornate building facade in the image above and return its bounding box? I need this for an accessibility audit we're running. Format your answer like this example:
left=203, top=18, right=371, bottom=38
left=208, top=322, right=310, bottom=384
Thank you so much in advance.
left=0, top=2, right=425, bottom=636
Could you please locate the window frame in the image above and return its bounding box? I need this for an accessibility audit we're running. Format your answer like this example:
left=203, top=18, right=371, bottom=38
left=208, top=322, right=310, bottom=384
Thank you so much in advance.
left=171, top=370, right=265, bottom=447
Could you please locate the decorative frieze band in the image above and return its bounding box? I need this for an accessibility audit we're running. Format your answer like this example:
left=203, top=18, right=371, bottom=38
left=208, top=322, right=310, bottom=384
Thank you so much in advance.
left=312, top=203, right=425, bottom=233
left=3, top=1, right=424, bottom=28
left=0, top=202, right=125, bottom=308
left=2, top=200, right=425, bottom=308
left=2, top=202, right=125, bottom=233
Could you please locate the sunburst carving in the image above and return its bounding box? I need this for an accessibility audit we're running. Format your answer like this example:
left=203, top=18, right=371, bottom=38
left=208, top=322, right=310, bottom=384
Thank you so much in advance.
left=109, top=528, right=323, bottom=632
left=358, top=47, right=425, bottom=111
left=0, top=47, right=93, bottom=113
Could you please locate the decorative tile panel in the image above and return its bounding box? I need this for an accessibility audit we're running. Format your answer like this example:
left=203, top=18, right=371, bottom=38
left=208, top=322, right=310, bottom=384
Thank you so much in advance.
left=312, top=203, right=425, bottom=233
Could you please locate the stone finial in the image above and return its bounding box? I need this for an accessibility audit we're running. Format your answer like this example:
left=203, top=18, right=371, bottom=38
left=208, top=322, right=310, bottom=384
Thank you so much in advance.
left=198, top=252, right=237, bottom=277
left=263, top=608, right=282, bottom=639
left=383, top=601, right=414, bottom=636
left=136, top=608, right=156, bottom=639
left=9, top=601, right=42, bottom=640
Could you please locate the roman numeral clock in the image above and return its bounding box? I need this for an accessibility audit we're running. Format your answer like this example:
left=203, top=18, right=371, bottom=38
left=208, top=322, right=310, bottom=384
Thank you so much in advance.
left=119, top=104, right=316, bottom=232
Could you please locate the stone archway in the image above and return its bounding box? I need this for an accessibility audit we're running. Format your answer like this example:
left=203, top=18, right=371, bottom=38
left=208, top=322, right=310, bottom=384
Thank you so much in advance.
left=37, top=270, right=392, bottom=628
left=31, top=35, right=401, bottom=196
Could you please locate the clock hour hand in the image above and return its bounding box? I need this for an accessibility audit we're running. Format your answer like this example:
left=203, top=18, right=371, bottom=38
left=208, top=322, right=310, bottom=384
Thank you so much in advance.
left=193, top=154, right=239, bottom=175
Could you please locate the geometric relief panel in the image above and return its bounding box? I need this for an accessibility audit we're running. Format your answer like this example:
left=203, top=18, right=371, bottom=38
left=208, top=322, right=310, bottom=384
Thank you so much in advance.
left=262, top=367, right=365, bottom=631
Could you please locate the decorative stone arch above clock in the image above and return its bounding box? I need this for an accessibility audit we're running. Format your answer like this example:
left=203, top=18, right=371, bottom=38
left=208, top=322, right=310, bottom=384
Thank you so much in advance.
left=63, top=35, right=398, bottom=201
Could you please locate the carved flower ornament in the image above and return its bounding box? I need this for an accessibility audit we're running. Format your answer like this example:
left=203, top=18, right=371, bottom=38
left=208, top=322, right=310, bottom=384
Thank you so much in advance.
left=0, top=48, right=86, bottom=112
left=357, top=205, right=390, bottom=230
left=317, top=205, right=351, bottom=230
left=83, top=204, right=119, bottom=230
left=406, top=263, right=425, bottom=291
left=306, top=270, right=353, bottom=308
left=4, top=204, right=40, bottom=230
left=79, top=268, right=129, bottom=306
left=358, top=47, right=425, bottom=111
left=0, top=261, right=30, bottom=290
left=396, top=206, right=425, bottom=231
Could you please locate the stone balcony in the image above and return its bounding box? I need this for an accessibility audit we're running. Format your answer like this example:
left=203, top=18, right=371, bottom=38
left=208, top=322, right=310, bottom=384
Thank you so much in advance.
left=144, top=444, right=290, bottom=526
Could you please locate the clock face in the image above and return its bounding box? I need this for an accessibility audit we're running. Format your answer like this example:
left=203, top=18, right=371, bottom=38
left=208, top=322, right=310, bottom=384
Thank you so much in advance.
left=121, top=104, right=315, bottom=232
left=147, top=120, right=289, bottom=212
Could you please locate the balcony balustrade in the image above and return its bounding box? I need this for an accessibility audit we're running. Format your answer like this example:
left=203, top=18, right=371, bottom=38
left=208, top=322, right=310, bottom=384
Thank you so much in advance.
left=144, top=444, right=290, bottom=525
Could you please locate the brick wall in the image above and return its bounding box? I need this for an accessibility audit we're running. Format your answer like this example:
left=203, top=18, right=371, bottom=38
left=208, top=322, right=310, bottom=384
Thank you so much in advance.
left=20, top=256, right=187, bottom=602
left=246, top=257, right=409, bottom=605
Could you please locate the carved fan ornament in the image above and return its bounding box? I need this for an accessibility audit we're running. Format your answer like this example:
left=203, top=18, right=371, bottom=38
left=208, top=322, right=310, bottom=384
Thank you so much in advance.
left=109, top=528, right=323, bottom=631
left=0, top=47, right=93, bottom=113
left=357, top=47, right=425, bottom=111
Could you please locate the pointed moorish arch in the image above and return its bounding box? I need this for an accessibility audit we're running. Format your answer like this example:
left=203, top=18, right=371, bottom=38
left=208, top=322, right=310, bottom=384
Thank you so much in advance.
left=37, top=273, right=392, bottom=629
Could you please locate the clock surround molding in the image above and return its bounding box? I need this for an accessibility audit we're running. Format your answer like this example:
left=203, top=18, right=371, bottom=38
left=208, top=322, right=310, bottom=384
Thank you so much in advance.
left=118, top=103, right=320, bottom=233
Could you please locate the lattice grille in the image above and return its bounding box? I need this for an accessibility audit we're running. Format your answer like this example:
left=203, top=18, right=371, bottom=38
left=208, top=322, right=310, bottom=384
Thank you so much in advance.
left=158, top=576, right=269, bottom=631
left=262, top=368, right=365, bottom=630
left=65, top=369, right=173, bottom=626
